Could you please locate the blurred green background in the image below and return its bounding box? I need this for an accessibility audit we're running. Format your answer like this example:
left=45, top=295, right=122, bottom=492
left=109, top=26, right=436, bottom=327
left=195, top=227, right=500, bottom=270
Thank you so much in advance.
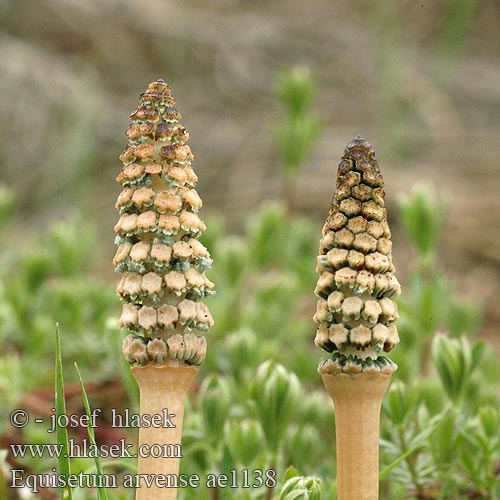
left=1, top=0, right=500, bottom=499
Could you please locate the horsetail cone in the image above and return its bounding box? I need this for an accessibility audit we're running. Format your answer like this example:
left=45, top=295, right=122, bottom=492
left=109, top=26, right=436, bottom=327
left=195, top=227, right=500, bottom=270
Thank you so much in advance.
left=114, top=79, right=214, bottom=368
left=114, top=80, right=214, bottom=500
left=314, top=136, right=400, bottom=374
left=315, top=137, right=400, bottom=500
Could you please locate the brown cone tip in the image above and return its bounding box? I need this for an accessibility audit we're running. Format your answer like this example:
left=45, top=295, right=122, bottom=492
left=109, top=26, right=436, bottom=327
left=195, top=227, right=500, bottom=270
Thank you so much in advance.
left=344, top=135, right=375, bottom=158
left=315, top=137, right=400, bottom=376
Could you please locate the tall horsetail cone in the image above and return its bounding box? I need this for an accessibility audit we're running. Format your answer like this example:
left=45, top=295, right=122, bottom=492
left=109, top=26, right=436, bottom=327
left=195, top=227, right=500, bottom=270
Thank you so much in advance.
left=114, top=80, right=213, bottom=500
left=114, top=79, right=214, bottom=368
left=314, top=136, right=400, bottom=375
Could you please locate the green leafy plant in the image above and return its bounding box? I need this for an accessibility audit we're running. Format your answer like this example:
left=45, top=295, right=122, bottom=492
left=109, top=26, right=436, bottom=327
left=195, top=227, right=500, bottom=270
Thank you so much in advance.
left=432, top=333, right=483, bottom=404
left=279, top=467, right=322, bottom=500
left=251, top=361, right=301, bottom=459
left=272, top=67, right=322, bottom=211
left=397, top=185, right=446, bottom=268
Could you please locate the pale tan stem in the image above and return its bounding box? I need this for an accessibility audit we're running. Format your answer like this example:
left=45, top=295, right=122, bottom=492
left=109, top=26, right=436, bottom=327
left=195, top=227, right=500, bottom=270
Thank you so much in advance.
left=132, top=364, right=198, bottom=500
left=322, top=372, right=391, bottom=500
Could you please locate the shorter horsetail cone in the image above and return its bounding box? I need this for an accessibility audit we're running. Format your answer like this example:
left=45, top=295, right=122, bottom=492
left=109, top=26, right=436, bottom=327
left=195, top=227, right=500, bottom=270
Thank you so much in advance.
left=114, top=80, right=214, bottom=500
left=314, top=136, right=400, bottom=374
left=114, top=79, right=214, bottom=368
left=315, top=137, right=400, bottom=500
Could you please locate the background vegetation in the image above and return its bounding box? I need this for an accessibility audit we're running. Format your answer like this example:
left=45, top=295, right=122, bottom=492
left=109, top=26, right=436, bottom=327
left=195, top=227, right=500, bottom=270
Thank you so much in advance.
left=1, top=0, right=500, bottom=498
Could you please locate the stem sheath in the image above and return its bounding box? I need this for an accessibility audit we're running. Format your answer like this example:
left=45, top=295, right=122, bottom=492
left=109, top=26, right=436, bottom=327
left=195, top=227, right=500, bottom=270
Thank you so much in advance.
left=322, top=371, right=391, bottom=500
left=132, top=364, right=198, bottom=500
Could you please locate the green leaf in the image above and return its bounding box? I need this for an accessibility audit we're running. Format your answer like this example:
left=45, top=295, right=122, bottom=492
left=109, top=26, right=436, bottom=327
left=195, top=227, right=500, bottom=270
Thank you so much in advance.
left=247, top=203, right=287, bottom=268
left=286, top=424, right=323, bottom=469
left=283, top=466, right=299, bottom=482
left=431, top=333, right=481, bottom=404
left=223, top=328, right=259, bottom=374
left=478, top=406, right=499, bottom=439
left=471, top=340, right=485, bottom=367
left=276, top=67, right=316, bottom=118
left=398, top=185, right=446, bottom=265
left=224, top=419, right=266, bottom=466
left=198, top=376, right=231, bottom=441
left=383, top=381, right=420, bottom=425
left=54, top=324, right=73, bottom=500
left=380, top=410, right=444, bottom=480
left=273, top=116, right=322, bottom=176
left=429, top=408, right=458, bottom=465
left=279, top=473, right=322, bottom=500
left=214, top=236, right=247, bottom=288
left=273, top=66, right=322, bottom=178
left=251, top=361, right=301, bottom=454
left=74, top=363, right=108, bottom=500
left=48, top=218, right=95, bottom=277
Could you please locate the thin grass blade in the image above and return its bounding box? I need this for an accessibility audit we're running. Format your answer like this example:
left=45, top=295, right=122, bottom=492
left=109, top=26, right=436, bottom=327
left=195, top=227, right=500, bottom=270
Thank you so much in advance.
left=75, top=362, right=109, bottom=500
left=55, top=323, right=73, bottom=500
